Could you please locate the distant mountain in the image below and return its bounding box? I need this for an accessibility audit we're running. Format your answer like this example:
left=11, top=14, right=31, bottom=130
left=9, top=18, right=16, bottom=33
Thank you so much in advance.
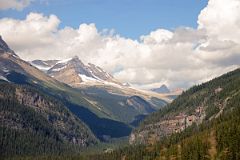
left=31, top=56, right=122, bottom=87
left=151, top=84, right=170, bottom=93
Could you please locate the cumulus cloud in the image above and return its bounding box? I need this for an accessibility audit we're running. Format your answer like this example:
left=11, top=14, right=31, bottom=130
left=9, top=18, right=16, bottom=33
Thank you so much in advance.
left=0, top=0, right=33, bottom=10
left=0, top=0, right=240, bottom=89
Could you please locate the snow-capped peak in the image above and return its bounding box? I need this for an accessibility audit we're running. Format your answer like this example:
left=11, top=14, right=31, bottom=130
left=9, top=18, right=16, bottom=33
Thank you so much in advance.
left=37, top=56, right=122, bottom=87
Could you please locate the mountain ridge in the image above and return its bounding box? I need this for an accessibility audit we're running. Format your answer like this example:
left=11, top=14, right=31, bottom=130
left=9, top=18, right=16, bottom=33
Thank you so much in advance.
left=31, top=56, right=122, bottom=87
left=130, top=68, right=240, bottom=145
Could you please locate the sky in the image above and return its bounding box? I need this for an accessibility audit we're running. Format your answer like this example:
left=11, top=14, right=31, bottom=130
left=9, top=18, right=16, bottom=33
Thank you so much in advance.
left=0, top=0, right=240, bottom=90
left=0, top=0, right=208, bottom=39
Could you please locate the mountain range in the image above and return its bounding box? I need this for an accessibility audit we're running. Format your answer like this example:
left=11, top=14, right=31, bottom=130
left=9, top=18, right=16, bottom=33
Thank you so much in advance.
left=0, top=35, right=178, bottom=156
left=1, top=34, right=240, bottom=159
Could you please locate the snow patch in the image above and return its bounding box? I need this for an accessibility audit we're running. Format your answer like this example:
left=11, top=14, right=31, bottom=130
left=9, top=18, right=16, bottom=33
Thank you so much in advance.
left=0, top=76, right=9, bottom=82
left=51, top=66, right=67, bottom=72
left=79, top=74, right=99, bottom=82
left=2, top=67, right=9, bottom=73
left=33, top=64, right=52, bottom=71
left=56, top=58, right=72, bottom=64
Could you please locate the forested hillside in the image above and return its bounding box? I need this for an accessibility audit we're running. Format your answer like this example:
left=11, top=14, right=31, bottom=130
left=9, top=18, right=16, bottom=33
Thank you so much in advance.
left=0, top=82, right=97, bottom=158
left=130, top=68, right=240, bottom=144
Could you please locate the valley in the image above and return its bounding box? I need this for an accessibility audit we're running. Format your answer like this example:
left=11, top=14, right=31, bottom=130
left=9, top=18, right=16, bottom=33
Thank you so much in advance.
left=1, top=1, right=240, bottom=159
left=0, top=36, right=176, bottom=158
left=0, top=34, right=239, bottom=159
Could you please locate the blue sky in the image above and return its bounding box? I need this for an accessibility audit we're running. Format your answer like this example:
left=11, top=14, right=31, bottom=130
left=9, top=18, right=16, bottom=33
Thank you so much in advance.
left=0, top=0, right=208, bottom=39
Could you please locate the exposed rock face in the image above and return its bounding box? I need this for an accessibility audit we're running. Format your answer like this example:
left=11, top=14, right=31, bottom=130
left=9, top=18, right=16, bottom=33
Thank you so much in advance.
left=49, top=66, right=83, bottom=86
left=48, top=56, right=93, bottom=78
left=46, top=56, right=121, bottom=87
left=129, top=109, right=206, bottom=144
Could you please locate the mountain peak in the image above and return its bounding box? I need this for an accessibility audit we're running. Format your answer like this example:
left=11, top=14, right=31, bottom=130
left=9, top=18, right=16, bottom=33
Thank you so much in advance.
left=151, top=84, right=170, bottom=93
left=44, top=56, right=121, bottom=87
left=0, top=36, right=17, bottom=56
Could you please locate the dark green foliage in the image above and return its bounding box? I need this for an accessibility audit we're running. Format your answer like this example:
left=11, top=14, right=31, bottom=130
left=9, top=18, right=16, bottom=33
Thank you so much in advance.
left=181, top=136, right=210, bottom=160
left=0, top=95, right=71, bottom=158
left=215, top=92, right=240, bottom=160
left=0, top=83, right=97, bottom=158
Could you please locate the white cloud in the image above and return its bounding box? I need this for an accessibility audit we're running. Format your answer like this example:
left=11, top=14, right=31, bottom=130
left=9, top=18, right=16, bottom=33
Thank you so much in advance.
left=0, top=0, right=240, bottom=89
left=0, top=0, right=33, bottom=10
left=198, top=0, right=240, bottom=43
left=140, top=29, right=173, bottom=44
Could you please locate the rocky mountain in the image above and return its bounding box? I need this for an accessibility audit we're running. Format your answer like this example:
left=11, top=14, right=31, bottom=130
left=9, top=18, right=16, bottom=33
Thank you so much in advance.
left=0, top=36, right=173, bottom=143
left=30, top=56, right=175, bottom=126
left=30, top=56, right=122, bottom=87
left=130, top=68, right=240, bottom=145
left=0, top=37, right=98, bottom=156
left=151, top=84, right=170, bottom=93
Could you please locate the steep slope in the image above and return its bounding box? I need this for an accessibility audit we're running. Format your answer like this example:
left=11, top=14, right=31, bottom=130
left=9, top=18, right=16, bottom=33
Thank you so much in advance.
left=0, top=82, right=98, bottom=158
left=130, top=68, right=240, bottom=144
left=46, top=56, right=121, bottom=87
